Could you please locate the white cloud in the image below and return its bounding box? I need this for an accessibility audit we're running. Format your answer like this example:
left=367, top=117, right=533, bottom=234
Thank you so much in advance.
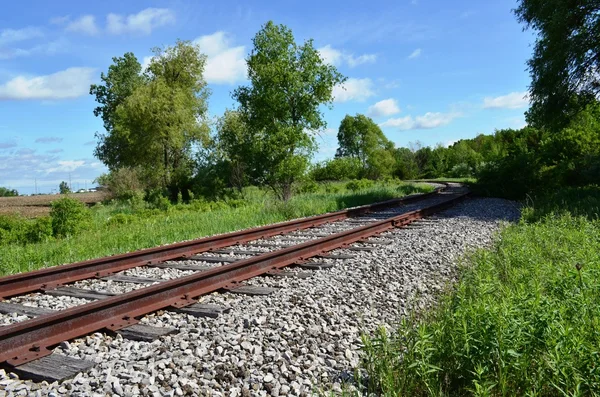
left=0, top=67, right=95, bottom=100
left=107, top=8, right=175, bottom=35
left=380, top=112, right=459, bottom=130
left=46, top=160, right=85, bottom=174
left=318, top=45, right=343, bottom=66
left=367, top=98, right=400, bottom=117
left=332, top=78, right=375, bottom=103
left=408, top=48, right=422, bottom=59
left=0, top=38, right=68, bottom=60
left=194, top=31, right=246, bottom=84
left=318, top=45, right=376, bottom=68
left=66, top=15, right=99, bottom=36
left=483, top=91, right=530, bottom=109
left=0, top=27, right=43, bottom=45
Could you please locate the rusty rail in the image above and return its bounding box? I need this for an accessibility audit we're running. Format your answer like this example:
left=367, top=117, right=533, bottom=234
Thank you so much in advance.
left=0, top=188, right=443, bottom=300
left=0, top=190, right=467, bottom=366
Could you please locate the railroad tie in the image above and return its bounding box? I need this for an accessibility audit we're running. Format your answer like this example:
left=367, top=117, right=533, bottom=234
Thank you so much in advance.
left=0, top=302, right=55, bottom=317
left=12, top=355, right=95, bottom=383
left=172, top=303, right=231, bottom=319
left=116, top=324, right=177, bottom=342
left=45, top=287, right=115, bottom=300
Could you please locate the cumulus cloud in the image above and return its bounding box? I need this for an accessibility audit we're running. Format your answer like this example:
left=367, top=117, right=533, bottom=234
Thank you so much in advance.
left=65, top=15, right=99, bottom=36
left=194, top=31, right=246, bottom=84
left=367, top=98, right=400, bottom=117
left=0, top=67, right=95, bottom=100
left=332, top=78, right=375, bottom=103
left=107, top=8, right=175, bottom=35
left=318, top=45, right=376, bottom=67
left=483, top=91, right=530, bottom=109
left=380, top=112, right=459, bottom=130
left=35, top=136, right=63, bottom=144
left=0, top=27, right=43, bottom=45
left=408, top=48, right=422, bottom=59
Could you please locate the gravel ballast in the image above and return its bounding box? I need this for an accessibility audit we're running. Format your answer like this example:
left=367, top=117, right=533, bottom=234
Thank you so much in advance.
left=0, top=197, right=520, bottom=397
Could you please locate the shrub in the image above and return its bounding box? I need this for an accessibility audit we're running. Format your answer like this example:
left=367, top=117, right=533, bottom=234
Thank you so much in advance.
left=296, top=180, right=319, bottom=194
left=24, top=216, right=53, bottom=243
left=310, top=157, right=362, bottom=181
left=324, top=183, right=340, bottom=194
left=50, top=197, right=91, bottom=237
left=346, top=179, right=374, bottom=192
left=96, top=167, right=144, bottom=200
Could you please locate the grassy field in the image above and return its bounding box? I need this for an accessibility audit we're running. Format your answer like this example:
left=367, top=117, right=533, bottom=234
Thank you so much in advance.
left=360, top=186, right=600, bottom=396
left=0, top=181, right=433, bottom=276
left=0, top=191, right=109, bottom=217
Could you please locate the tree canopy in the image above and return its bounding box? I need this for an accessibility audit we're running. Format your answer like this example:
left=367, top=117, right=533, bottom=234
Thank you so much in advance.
left=91, top=41, right=210, bottom=193
left=515, top=0, right=600, bottom=130
left=232, top=21, right=345, bottom=200
left=336, top=114, right=395, bottom=179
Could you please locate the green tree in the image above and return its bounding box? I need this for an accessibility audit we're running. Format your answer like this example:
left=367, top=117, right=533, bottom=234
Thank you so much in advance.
left=90, top=53, right=145, bottom=168
left=233, top=21, right=345, bottom=200
left=59, top=181, right=70, bottom=194
left=215, top=110, right=252, bottom=194
left=0, top=187, right=18, bottom=197
left=515, top=0, right=600, bottom=130
left=94, top=41, right=211, bottom=194
left=336, top=114, right=395, bottom=178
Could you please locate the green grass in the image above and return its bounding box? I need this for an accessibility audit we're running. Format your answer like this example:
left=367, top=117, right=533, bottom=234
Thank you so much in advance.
left=0, top=181, right=433, bottom=276
left=360, top=189, right=600, bottom=396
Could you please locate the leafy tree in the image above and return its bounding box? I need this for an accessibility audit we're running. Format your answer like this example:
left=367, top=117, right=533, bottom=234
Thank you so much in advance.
left=59, top=181, right=70, bottom=194
left=94, top=41, right=210, bottom=194
left=393, top=147, right=419, bottom=180
left=215, top=110, right=252, bottom=194
left=233, top=21, right=345, bottom=200
left=90, top=53, right=145, bottom=168
left=0, top=187, right=18, bottom=197
left=336, top=114, right=395, bottom=178
left=515, top=0, right=600, bottom=130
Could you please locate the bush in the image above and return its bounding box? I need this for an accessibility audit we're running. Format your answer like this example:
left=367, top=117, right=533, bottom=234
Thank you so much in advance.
left=296, top=180, right=319, bottom=194
left=310, top=157, right=362, bottom=181
left=50, top=197, right=91, bottom=237
left=24, top=217, right=53, bottom=243
left=96, top=167, right=144, bottom=200
left=346, top=179, right=374, bottom=192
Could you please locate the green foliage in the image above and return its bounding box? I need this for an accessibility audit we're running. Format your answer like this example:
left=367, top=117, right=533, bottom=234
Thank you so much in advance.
left=96, top=167, right=145, bottom=201
left=361, top=202, right=600, bottom=395
left=213, top=110, right=251, bottom=194
left=91, top=52, right=145, bottom=168
left=310, top=157, right=362, bottom=181
left=295, top=179, right=319, bottom=194
left=0, top=215, right=52, bottom=245
left=59, top=181, right=70, bottom=194
left=50, top=197, right=91, bottom=238
left=232, top=21, right=346, bottom=200
left=336, top=114, right=395, bottom=179
left=0, top=187, right=18, bottom=197
left=346, top=179, right=374, bottom=192
left=515, top=0, right=600, bottom=130
left=92, top=41, right=210, bottom=195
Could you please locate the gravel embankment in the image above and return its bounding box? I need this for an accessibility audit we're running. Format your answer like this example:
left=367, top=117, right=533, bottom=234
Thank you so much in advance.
left=0, top=197, right=520, bottom=397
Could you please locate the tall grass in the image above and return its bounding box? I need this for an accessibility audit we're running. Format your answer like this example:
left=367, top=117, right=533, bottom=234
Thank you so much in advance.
left=361, top=193, right=600, bottom=396
left=0, top=182, right=432, bottom=276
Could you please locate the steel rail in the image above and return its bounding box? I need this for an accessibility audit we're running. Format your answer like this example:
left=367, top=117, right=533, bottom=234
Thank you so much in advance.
left=0, top=188, right=443, bottom=300
left=0, top=190, right=467, bottom=366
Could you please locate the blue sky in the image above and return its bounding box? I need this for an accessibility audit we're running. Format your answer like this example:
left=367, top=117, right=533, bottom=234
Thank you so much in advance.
left=0, top=0, right=533, bottom=194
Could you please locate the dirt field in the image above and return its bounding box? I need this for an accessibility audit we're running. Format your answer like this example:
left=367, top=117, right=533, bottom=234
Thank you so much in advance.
left=0, top=192, right=110, bottom=218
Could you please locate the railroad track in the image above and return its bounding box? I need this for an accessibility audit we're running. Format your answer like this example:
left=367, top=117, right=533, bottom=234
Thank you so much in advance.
left=0, top=184, right=468, bottom=382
